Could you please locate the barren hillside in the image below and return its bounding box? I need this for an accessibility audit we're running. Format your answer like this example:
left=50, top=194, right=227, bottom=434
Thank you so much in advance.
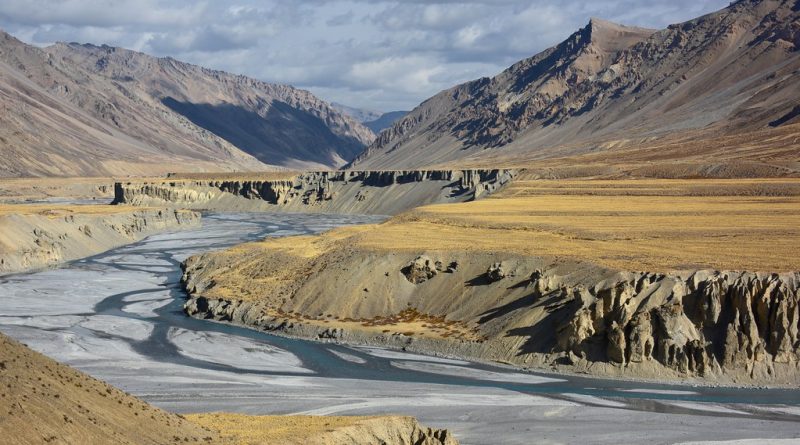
left=350, top=0, right=800, bottom=173
left=0, top=333, right=219, bottom=444
left=0, top=31, right=375, bottom=177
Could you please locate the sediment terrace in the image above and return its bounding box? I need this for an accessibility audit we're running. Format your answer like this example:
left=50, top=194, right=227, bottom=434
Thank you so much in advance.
left=113, top=169, right=516, bottom=214
left=180, top=178, right=800, bottom=385
left=0, top=204, right=199, bottom=275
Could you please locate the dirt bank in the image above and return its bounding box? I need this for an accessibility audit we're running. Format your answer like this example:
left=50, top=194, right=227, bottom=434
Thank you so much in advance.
left=0, top=205, right=200, bottom=275
left=188, top=413, right=457, bottom=445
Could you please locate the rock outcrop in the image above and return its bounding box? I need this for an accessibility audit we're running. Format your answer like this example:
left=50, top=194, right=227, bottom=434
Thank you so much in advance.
left=403, top=255, right=445, bottom=284
left=304, top=416, right=458, bottom=445
left=554, top=271, right=800, bottom=379
left=113, top=169, right=515, bottom=215
left=187, top=413, right=458, bottom=445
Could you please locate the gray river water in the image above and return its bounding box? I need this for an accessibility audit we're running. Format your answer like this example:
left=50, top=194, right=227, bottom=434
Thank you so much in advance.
left=1, top=213, right=798, bottom=445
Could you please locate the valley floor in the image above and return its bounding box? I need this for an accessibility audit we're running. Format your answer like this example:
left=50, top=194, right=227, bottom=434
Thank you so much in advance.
left=2, top=212, right=798, bottom=445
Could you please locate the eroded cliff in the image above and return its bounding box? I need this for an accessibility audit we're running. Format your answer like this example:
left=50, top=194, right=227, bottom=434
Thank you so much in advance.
left=0, top=206, right=199, bottom=275
left=182, top=249, right=800, bottom=385
left=113, top=169, right=515, bottom=215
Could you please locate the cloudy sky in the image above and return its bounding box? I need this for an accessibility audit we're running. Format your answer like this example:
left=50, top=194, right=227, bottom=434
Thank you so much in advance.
left=0, top=0, right=730, bottom=112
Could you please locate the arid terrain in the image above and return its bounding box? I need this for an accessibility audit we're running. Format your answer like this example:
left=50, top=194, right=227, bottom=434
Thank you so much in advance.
left=0, top=0, right=798, bottom=443
left=0, top=30, right=374, bottom=177
left=350, top=0, right=799, bottom=173
left=178, top=177, right=800, bottom=385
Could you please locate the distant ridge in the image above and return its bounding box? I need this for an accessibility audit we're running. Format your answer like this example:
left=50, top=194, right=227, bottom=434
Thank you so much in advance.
left=0, top=32, right=375, bottom=177
left=364, top=110, right=409, bottom=134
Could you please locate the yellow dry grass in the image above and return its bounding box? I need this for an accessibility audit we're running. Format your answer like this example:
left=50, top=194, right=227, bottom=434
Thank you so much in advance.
left=353, top=179, right=800, bottom=271
left=264, top=307, right=482, bottom=341
left=212, top=178, right=799, bottom=273
left=0, top=204, right=148, bottom=217
left=185, top=413, right=377, bottom=445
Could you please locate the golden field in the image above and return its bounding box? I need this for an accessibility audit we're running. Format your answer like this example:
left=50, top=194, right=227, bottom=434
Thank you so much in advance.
left=186, top=413, right=393, bottom=445
left=204, top=179, right=800, bottom=284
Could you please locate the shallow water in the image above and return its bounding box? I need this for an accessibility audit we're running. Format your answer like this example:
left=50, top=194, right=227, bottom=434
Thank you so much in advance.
left=1, top=212, right=799, bottom=445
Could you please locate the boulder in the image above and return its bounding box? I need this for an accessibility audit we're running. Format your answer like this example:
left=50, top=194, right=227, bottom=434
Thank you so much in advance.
left=486, top=262, right=506, bottom=282
left=402, top=255, right=440, bottom=284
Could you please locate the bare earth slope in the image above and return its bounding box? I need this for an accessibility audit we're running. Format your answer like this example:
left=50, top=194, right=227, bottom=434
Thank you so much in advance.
left=0, top=30, right=375, bottom=177
left=0, top=333, right=219, bottom=445
left=0, top=204, right=200, bottom=275
left=349, top=0, right=800, bottom=173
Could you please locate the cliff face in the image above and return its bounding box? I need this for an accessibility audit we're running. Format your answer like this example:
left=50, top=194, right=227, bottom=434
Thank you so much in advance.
left=0, top=206, right=199, bottom=275
left=113, top=169, right=515, bottom=215
left=350, top=0, right=800, bottom=170
left=553, top=270, right=800, bottom=379
left=182, top=245, right=800, bottom=385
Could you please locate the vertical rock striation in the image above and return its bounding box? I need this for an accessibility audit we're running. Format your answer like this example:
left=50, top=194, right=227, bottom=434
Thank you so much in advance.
left=555, top=271, right=800, bottom=379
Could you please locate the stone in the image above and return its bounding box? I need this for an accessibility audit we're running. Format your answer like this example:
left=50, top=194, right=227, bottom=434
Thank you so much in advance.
left=486, top=262, right=506, bottom=282
left=402, top=255, right=439, bottom=284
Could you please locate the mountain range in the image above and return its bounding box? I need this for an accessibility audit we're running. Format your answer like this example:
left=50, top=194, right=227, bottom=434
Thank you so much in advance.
left=1, top=0, right=797, bottom=178
left=349, top=0, right=800, bottom=176
left=0, top=32, right=374, bottom=177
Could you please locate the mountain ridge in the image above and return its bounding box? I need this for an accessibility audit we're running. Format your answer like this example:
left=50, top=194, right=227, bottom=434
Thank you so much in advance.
left=349, top=0, right=800, bottom=173
left=0, top=30, right=375, bottom=177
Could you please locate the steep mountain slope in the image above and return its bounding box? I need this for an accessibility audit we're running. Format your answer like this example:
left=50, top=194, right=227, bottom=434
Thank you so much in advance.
left=46, top=43, right=375, bottom=169
left=350, top=0, right=800, bottom=172
left=0, top=31, right=265, bottom=177
left=0, top=31, right=374, bottom=177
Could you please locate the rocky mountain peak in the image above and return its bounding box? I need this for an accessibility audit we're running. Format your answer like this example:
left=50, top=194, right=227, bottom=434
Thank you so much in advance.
left=584, top=17, right=656, bottom=52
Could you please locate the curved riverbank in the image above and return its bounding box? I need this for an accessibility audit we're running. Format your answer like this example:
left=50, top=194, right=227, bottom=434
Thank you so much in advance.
left=179, top=179, right=800, bottom=387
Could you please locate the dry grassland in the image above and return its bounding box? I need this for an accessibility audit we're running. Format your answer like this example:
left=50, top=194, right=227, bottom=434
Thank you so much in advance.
left=0, top=203, right=148, bottom=217
left=212, top=179, right=800, bottom=279
left=186, top=413, right=373, bottom=445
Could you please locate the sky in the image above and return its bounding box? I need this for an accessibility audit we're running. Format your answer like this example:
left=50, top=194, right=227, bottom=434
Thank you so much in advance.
left=0, top=0, right=731, bottom=113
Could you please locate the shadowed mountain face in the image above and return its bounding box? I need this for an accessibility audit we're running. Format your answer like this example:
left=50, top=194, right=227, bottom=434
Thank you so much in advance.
left=0, top=33, right=374, bottom=177
left=349, top=0, right=800, bottom=172
left=161, top=98, right=367, bottom=167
